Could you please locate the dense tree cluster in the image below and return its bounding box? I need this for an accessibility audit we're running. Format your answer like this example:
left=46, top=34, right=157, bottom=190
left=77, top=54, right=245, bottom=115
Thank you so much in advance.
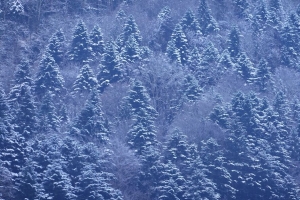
left=1, top=0, right=300, bottom=200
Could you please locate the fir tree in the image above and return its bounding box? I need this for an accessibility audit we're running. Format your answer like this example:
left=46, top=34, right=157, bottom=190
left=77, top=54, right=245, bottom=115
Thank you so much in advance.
left=180, top=9, right=201, bottom=34
left=46, top=30, right=65, bottom=65
left=256, top=58, right=272, bottom=91
left=97, top=40, right=122, bottom=93
left=166, top=24, right=189, bottom=65
left=197, top=0, right=219, bottom=35
left=89, top=25, right=105, bottom=57
left=182, top=74, right=202, bottom=102
left=126, top=81, right=158, bottom=155
left=217, top=49, right=235, bottom=70
left=72, top=64, right=98, bottom=96
left=35, top=52, right=65, bottom=98
left=71, top=89, right=109, bottom=143
left=268, top=0, right=283, bottom=26
left=236, top=52, right=256, bottom=82
left=69, top=20, right=92, bottom=63
left=187, top=47, right=202, bottom=72
left=227, top=27, right=241, bottom=60
left=121, top=35, right=141, bottom=63
left=232, top=0, right=250, bottom=18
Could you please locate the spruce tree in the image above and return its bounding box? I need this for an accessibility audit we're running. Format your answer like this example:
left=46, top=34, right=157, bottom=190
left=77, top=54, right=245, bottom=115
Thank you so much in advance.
left=182, top=74, right=202, bottom=102
left=236, top=52, right=256, bottom=82
left=71, top=89, right=109, bottom=143
left=256, top=58, right=272, bottom=91
left=197, top=0, right=219, bottom=35
left=69, top=20, right=92, bottom=63
left=180, top=9, right=201, bottom=34
left=232, top=0, right=250, bottom=18
left=89, top=25, right=105, bottom=57
left=46, top=30, right=65, bottom=65
left=268, top=0, right=283, bottom=26
left=121, top=35, right=141, bottom=63
left=227, top=27, right=241, bottom=61
left=166, top=24, right=189, bottom=65
left=72, top=64, right=98, bottom=96
left=97, top=40, right=122, bottom=93
left=126, top=81, right=158, bottom=155
left=35, top=52, right=65, bottom=98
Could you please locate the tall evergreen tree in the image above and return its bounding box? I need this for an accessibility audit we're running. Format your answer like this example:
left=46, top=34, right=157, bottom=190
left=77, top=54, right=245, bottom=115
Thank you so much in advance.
left=232, top=0, right=250, bottom=18
left=227, top=27, right=241, bottom=61
left=46, top=30, right=65, bottom=65
left=35, top=52, right=65, bottom=98
left=180, top=9, right=201, bottom=34
left=182, top=74, right=202, bottom=102
left=236, top=52, right=256, bottom=82
left=72, top=64, right=98, bottom=96
left=71, top=89, right=109, bottom=143
left=69, top=20, right=92, bottom=63
left=256, top=58, right=272, bottom=91
left=268, top=0, right=284, bottom=26
left=197, top=0, right=219, bottom=35
left=126, top=81, right=158, bottom=155
left=97, top=40, right=122, bottom=93
left=89, top=25, right=105, bottom=58
left=166, top=24, right=189, bottom=65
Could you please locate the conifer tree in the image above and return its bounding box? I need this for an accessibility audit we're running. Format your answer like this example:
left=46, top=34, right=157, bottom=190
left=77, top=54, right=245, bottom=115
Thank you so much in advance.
left=121, top=35, right=141, bottom=63
left=236, top=52, right=256, bottom=82
left=97, top=40, right=122, bottom=93
left=218, top=49, right=235, bottom=70
left=227, top=27, right=241, bottom=60
left=46, top=30, right=65, bottom=65
left=89, top=25, right=105, bottom=57
left=197, top=0, right=219, bottom=35
left=8, top=0, right=24, bottom=21
left=180, top=9, right=201, bottom=34
left=182, top=74, right=202, bottom=102
left=69, top=20, right=92, bottom=63
left=232, top=0, right=250, bottom=18
left=188, top=47, right=202, bottom=72
left=256, top=58, right=272, bottom=91
left=126, top=81, right=158, bottom=155
left=268, top=0, right=283, bottom=26
left=35, top=52, right=65, bottom=98
left=72, top=64, right=98, bottom=96
left=166, top=24, right=189, bottom=65
left=71, top=89, right=109, bottom=143
left=117, top=15, right=142, bottom=50
left=253, top=0, right=269, bottom=33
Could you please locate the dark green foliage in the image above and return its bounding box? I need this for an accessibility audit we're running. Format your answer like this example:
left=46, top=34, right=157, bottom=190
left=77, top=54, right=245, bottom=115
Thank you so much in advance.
left=72, top=64, right=98, bottom=96
left=166, top=24, right=189, bottom=65
left=35, top=52, right=65, bottom=98
left=197, top=0, right=219, bottom=35
left=126, top=81, right=158, bottom=155
left=71, top=89, right=109, bottom=143
left=89, top=25, right=105, bottom=57
left=69, top=20, right=92, bottom=63
left=97, top=40, right=122, bottom=93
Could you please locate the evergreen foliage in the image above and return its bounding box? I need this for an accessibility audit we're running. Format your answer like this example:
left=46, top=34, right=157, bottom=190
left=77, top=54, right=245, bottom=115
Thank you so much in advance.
left=166, top=24, right=189, bottom=65
left=197, top=0, right=219, bottom=35
left=46, top=30, right=65, bottom=65
left=180, top=9, right=201, bottom=34
left=89, top=25, right=105, bottom=57
left=69, top=20, right=92, bottom=63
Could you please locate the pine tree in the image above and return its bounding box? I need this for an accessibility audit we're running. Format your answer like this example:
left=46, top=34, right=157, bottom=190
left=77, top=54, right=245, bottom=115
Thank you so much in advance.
left=126, top=81, right=158, bottom=155
left=12, top=83, right=38, bottom=139
left=38, top=92, right=59, bottom=132
left=227, top=27, right=241, bottom=60
left=35, top=52, right=65, bottom=98
left=89, top=25, right=105, bottom=57
left=268, top=0, right=283, bottom=26
left=166, top=24, right=189, bottom=65
left=197, top=0, right=219, bottom=35
left=121, top=35, right=141, bottom=63
left=180, top=9, right=201, bottom=34
left=232, top=0, right=250, bottom=18
left=253, top=0, right=269, bottom=33
left=187, top=47, right=202, bottom=72
left=97, top=40, right=122, bottom=93
left=218, top=49, right=235, bottom=70
left=236, top=52, right=256, bottom=82
left=71, top=89, right=109, bottom=143
left=8, top=0, right=24, bottom=21
left=117, top=15, right=142, bottom=50
left=182, top=74, right=202, bottom=102
left=46, top=30, right=65, bottom=65
left=69, top=20, right=92, bottom=63
left=256, top=58, right=272, bottom=91
left=72, top=64, right=98, bottom=96
left=151, top=6, right=174, bottom=51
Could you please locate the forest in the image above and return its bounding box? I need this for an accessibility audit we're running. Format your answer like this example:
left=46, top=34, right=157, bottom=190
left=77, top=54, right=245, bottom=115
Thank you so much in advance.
left=1, top=0, right=300, bottom=199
